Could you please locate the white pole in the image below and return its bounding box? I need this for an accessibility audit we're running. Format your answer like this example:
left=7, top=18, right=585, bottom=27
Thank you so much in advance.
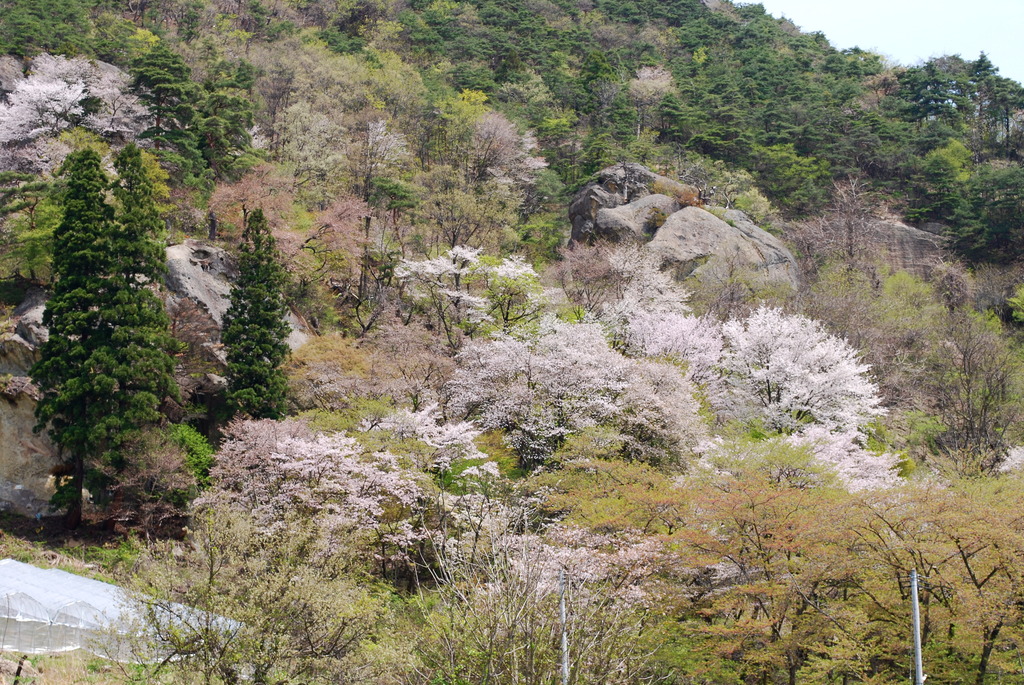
left=560, top=568, right=569, bottom=685
left=911, top=569, right=924, bottom=685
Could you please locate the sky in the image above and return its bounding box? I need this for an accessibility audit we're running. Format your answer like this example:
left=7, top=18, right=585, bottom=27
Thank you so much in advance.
left=752, top=0, right=1024, bottom=85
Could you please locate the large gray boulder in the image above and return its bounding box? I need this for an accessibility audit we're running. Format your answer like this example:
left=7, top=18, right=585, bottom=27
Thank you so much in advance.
left=0, top=290, right=55, bottom=515
left=594, top=194, right=681, bottom=241
left=649, top=207, right=799, bottom=289
left=0, top=288, right=47, bottom=376
left=570, top=163, right=698, bottom=243
left=569, top=164, right=798, bottom=290
left=165, top=240, right=236, bottom=327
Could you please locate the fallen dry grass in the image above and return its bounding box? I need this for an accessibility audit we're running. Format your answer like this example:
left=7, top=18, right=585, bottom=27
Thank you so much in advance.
left=0, top=651, right=127, bottom=685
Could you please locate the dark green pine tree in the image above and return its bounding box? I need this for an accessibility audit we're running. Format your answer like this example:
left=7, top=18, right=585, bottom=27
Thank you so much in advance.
left=31, top=147, right=177, bottom=528
left=0, top=171, right=49, bottom=219
left=222, top=208, right=290, bottom=419
left=131, top=42, right=206, bottom=182
left=105, top=144, right=179, bottom=465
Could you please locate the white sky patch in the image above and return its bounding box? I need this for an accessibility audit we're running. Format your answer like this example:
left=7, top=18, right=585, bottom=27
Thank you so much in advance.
left=752, top=0, right=1024, bottom=85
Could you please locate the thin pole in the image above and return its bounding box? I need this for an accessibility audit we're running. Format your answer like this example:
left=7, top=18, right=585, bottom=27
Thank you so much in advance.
left=560, top=568, right=569, bottom=685
left=911, top=569, right=924, bottom=685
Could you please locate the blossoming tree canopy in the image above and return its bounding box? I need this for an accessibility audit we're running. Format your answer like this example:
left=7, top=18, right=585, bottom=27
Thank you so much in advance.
left=720, top=305, right=885, bottom=432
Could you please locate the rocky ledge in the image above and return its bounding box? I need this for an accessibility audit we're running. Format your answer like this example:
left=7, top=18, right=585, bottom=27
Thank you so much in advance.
left=569, top=163, right=799, bottom=290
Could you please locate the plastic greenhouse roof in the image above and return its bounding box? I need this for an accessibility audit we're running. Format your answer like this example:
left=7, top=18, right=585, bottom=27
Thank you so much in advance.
left=0, top=558, right=132, bottom=657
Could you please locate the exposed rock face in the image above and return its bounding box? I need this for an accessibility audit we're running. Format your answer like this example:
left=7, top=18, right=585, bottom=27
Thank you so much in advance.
left=0, top=288, right=47, bottom=376
left=165, top=239, right=311, bottom=352
left=870, top=219, right=947, bottom=276
left=569, top=163, right=697, bottom=243
left=649, top=207, right=799, bottom=289
left=0, top=289, right=55, bottom=515
left=0, top=56, right=23, bottom=95
left=594, top=194, right=681, bottom=241
left=0, top=378, right=54, bottom=517
left=569, top=164, right=799, bottom=289
left=0, top=240, right=313, bottom=515
left=166, top=240, right=237, bottom=328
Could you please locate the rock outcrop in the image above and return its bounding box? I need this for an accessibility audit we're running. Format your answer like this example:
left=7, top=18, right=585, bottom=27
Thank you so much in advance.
left=649, top=207, right=799, bottom=289
left=869, top=219, right=947, bottom=277
left=570, top=164, right=799, bottom=289
left=0, top=378, right=54, bottom=517
left=0, top=56, right=23, bottom=95
left=0, top=290, right=54, bottom=515
left=594, top=194, right=681, bottom=241
left=166, top=240, right=311, bottom=353
left=569, top=163, right=698, bottom=243
left=166, top=240, right=237, bottom=328
left=0, top=288, right=47, bottom=376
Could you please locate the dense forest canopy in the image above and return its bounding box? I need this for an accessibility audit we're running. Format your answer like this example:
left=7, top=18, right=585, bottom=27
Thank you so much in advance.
left=7, top=0, right=1024, bottom=683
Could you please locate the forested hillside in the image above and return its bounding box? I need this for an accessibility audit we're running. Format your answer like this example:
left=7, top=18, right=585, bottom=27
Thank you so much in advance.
left=5, top=0, right=1024, bottom=683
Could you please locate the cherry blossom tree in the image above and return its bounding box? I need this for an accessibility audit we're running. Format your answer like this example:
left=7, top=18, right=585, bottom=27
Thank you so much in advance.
left=719, top=305, right=884, bottom=432
left=785, top=425, right=901, bottom=491
left=600, top=244, right=691, bottom=338
left=552, top=241, right=622, bottom=317
left=201, top=418, right=427, bottom=576
left=447, top=319, right=628, bottom=462
left=397, top=245, right=493, bottom=349
left=0, top=54, right=147, bottom=145
left=352, top=118, right=408, bottom=201
left=397, top=246, right=545, bottom=349
left=448, top=317, right=704, bottom=466
left=366, top=321, right=455, bottom=410
left=625, top=310, right=723, bottom=385
left=417, top=527, right=664, bottom=685
left=628, top=66, right=674, bottom=136
left=554, top=242, right=690, bottom=336
left=0, top=78, right=86, bottom=143
left=698, top=427, right=900, bottom=492
left=369, top=403, right=485, bottom=472
left=469, top=110, right=547, bottom=184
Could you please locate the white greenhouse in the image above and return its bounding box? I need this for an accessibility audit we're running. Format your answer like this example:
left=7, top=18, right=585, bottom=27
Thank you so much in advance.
left=0, top=558, right=133, bottom=658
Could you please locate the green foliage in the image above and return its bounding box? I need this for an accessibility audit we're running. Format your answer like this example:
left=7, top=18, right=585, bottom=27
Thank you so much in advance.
left=907, top=139, right=972, bottom=224
left=955, top=163, right=1024, bottom=262
left=131, top=41, right=256, bottom=187
left=126, top=506, right=396, bottom=684
left=223, top=208, right=291, bottom=419
left=168, top=424, right=215, bottom=488
left=0, top=176, right=58, bottom=282
left=195, top=60, right=260, bottom=180
left=131, top=42, right=206, bottom=183
left=31, top=147, right=178, bottom=526
left=0, top=0, right=93, bottom=57
left=0, top=171, right=49, bottom=220
left=0, top=185, right=58, bottom=282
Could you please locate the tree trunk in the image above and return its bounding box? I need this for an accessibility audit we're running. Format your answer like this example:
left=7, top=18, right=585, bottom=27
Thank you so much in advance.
left=977, top=623, right=1002, bottom=685
left=63, top=456, right=84, bottom=529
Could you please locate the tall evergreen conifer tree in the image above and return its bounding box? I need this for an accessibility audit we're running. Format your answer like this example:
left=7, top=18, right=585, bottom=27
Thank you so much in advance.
left=32, top=147, right=177, bottom=528
left=105, top=144, right=179, bottom=460
left=131, top=43, right=206, bottom=182
left=222, top=208, right=290, bottom=419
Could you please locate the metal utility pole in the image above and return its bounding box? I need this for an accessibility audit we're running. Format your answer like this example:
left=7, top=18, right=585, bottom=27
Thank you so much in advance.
left=560, top=568, right=569, bottom=685
left=911, top=569, right=924, bottom=685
